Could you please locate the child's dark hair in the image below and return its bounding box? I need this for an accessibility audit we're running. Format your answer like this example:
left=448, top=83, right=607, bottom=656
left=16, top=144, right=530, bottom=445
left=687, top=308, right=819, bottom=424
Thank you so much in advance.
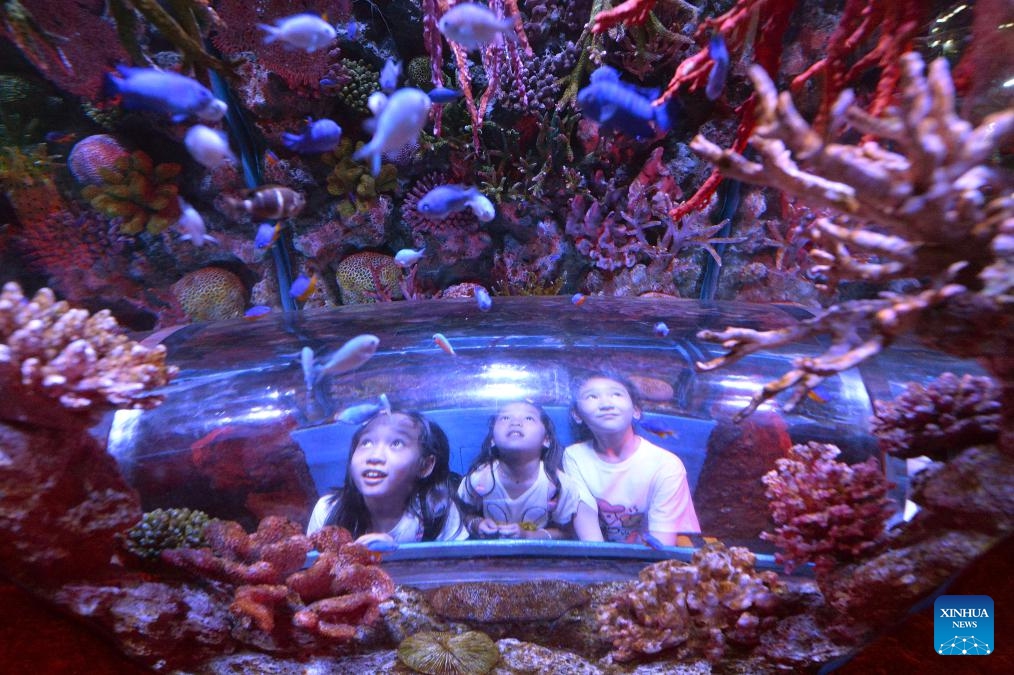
left=324, top=410, right=455, bottom=541
left=568, top=369, right=643, bottom=442
left=462, top=401, right=564, bottom=515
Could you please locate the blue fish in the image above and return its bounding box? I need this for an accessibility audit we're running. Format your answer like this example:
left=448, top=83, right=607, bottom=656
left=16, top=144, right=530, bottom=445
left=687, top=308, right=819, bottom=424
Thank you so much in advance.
left=379, top=57, right=401, bottom=93
left=106, top=66, right=226, bottom=123
left=706, top=34, right=729, bottom=101
left=289, top=273, right=318, bottom=302
left=335, top=394, right=390, bottom=424
left=577, top=66, right=671, bottom=139
left=653, top=321, right=670, bottom=337
left=427, top=86, right=463, bottom=104
left=417, top=184, right=482, bottom=219
left=244, top=305, right=272, bottom=319
left=475, top=287, right=492, bottom=312
left=254, top=222, right=282, bottom=249
left=282, top=118, right=342, bottom=154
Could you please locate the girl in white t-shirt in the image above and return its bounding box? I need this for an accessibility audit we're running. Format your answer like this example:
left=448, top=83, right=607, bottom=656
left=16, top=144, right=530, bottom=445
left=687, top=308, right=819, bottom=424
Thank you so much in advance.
left=565, top=371, right=700, bottom=545
left=306, top=410, right=467, bottom=547
left=458, top=401, right=602, bottom=541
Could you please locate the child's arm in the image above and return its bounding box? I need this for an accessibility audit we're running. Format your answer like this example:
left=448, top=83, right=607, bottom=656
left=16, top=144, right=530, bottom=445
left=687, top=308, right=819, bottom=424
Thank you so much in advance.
left=572, top=501, right=604, bottom=541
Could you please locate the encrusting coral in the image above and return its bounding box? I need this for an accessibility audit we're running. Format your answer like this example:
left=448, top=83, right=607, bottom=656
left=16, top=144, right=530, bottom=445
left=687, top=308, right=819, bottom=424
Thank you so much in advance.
left=872, top=373, right=1002, bottom=461
left=761, top=443, right=894, bottom=577
left=161, top=518, right=395, bottom=644
left=598, top=542, right=783, bottom=663
left=0, top=281, right=175, bottom=411
left=691, top=52, right=1014, bottom=421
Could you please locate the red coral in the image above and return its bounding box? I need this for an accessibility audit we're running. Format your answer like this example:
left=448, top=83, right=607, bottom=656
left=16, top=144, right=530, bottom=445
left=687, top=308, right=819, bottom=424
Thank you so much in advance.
left=761, top=443, right=895, bottom=577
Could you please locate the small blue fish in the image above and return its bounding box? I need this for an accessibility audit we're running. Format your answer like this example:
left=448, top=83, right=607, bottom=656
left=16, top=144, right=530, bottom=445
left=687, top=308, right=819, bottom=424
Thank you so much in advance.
left=577, top=66, right=671, bottom=139
left=354, top=88, right=431, bottom=176
left=244, top=305, right=272, bottom=319
left=427, top=87, right=463, bottom=104
left=706, top=33, right=729, bottom=101
left=289, top=273, right=318, bottom=302
left=417, top=184, right=482, bottom=220
left=379, top=57, right=401, bottom=93
left=475, top=287, right=492, bottom=312
left=335, top=394, right=389, bottom=424
left=254, top=222, right=282, bottom=249
left=106, top=66, right=226, bottom=123
left=338, top=20, right=359, bottom=41
left=282, top=118, right=342, bottom=154
left=653, top=321, right=670, bottom=337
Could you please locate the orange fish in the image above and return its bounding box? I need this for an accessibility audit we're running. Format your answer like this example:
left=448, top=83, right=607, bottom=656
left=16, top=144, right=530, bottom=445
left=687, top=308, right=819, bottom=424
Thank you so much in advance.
left=290, top=273, right=318, bottom=302
left=433, top=332, right=456, bottom=356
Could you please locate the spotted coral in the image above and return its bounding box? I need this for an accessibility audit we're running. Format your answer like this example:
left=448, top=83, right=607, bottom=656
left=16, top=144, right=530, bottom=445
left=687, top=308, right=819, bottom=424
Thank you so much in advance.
left=428, top=580, right=588, bottom=623
left=761, top=443, right=895, bottom=576
left=398, top=630, right=500, bottom=675
left=598, top=543, right=783, bottom=663
left=335, top=252, right=403, bottom=304
left=871, top=373, right=1002, bottom=461
left=170, top=267, right=247, bottom=322
left=0, top=282, right=175, bottom=411
left=80, top=149, right=182, bottom=235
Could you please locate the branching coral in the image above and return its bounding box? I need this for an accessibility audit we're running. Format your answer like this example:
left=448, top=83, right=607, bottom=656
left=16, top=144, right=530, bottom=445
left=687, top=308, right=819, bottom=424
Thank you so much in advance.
left=160, top=518, right=395, bottom=643
left=81, top=150, right=183, bottom=235
left=0, top=282, right=175, bottom=410
left=598, top=543, right=783, bottom=663
left=872, top=373, right=1002, bottom=461
left=761, top=443, right=894, bottom=577
left=693, top=53, right=1014, bottom=420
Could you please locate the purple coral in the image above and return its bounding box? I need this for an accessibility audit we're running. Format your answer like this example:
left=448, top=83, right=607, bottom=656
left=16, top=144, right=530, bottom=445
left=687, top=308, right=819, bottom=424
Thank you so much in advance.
left=598, top=543, right=783, bottom=663
left=871, top=373, right=1001, bottom=461
left=761, top=443, right=895, bottom=576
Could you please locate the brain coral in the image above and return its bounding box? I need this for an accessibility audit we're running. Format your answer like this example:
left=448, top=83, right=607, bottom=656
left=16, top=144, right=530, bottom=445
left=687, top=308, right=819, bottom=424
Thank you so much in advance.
left=171, top=267, right=247, bottom=322
left=67, top=134, right=131, bottom=185
left=335, top=252, right=403, bottom=304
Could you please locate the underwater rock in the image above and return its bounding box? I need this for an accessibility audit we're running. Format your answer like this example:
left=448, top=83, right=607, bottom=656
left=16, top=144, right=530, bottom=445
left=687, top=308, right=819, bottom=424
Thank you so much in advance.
left=494, top=638, right=606, bottom=674
left=335, top=252, right=403, bottom=304
left=428, top=580, right=589, bottom=623
left=171, top=267, right=248, bottom=322
left=908, top=445, right=1014, bottom=533
left=67, top=134, right=132, bottom=185
left=397, top=630, right=499, bottom=675
left=628, top=374, right=675, bottom=402
left=694, top=413, right=790, bottom=545
left=380, top=587, right=454, bottom=643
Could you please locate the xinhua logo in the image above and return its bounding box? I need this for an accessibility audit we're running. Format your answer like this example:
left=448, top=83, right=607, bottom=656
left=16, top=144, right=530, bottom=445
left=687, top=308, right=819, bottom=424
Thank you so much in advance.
left=934, top=595, right=993, bottom=656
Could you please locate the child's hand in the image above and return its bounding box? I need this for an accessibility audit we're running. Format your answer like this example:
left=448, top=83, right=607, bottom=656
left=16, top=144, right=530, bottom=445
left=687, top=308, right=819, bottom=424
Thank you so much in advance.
left=355, top=532, right=397, bottom=551
left=476, top=518, right=502, bottom=538
left=495, top=522, right=523, bottom=539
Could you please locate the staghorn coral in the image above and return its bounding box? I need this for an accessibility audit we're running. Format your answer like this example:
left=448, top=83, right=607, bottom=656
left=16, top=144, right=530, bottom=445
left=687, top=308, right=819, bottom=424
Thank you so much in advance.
left=872, top=373, right=1002, bottom=461
left=170, top=267, right=247, bottom=322
left=0, top=282, right=175, bottom=411
left=335, top=252, right=404, bottom=305
left=428, top=580, right=588, bottom=623
left=162, top=518, right=394, bottom=644
left=598, top=543, right=783, bottom=663
left=693, top=52, right=1014, bottom=420
left=80, top=150, right=183, bottom=235
left=124, top=508, right=210, bottom=560
left=761, top=443, right=894, bottom=577
left=398, top=630, right=500, bottom=675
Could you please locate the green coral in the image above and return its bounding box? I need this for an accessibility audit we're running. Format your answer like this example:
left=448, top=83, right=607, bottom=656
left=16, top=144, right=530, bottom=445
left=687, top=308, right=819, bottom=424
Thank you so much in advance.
left=335, top=59, right=379, bottom=114
left=81, top=149, right=181, bottom=234
left=323, top=139, right=398, bottom=216
left=406, top=56, right=434, bottom=89
left=125, top=507, right=211, bottom=559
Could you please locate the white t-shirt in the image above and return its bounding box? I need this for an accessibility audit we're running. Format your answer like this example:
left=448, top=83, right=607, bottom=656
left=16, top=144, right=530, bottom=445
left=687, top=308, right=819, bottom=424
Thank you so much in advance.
left=563, top=436, right=700, bottom=542
left=456, top=461, right=591, bottom=529
left=306, top=493, right=468, bottom=542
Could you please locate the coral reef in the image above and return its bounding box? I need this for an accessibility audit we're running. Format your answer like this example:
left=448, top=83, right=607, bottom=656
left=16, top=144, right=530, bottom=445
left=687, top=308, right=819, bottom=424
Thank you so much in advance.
left=80, top=150, right=183, bottom=236
left=872, top=372, right=1002, bottom=461
left=0, top=282, right=174, bottom=413
left=124, top=507, right=210, bottom=560
left=170, top=266, right=247, bottom=322
left=761, top=442, right=894, bottom=576
left=67, top=134, right=132, bottom=185
left=335, top=252, right=404, bottom=304
left=397, top=630, right=499, bottom=675
left=428, top=580, right=588, bottom=623
left=693, top=52, right=1014, bottom=420
left=598, top=543, right=783, bottom=663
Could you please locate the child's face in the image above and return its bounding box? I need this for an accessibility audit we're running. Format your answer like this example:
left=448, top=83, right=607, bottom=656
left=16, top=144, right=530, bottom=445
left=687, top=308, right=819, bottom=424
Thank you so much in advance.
left=492, top=402, right=549, bottom=457
left=573, top=377, right=640, bottom=436
left=350, top=413, right=435, bottom=502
